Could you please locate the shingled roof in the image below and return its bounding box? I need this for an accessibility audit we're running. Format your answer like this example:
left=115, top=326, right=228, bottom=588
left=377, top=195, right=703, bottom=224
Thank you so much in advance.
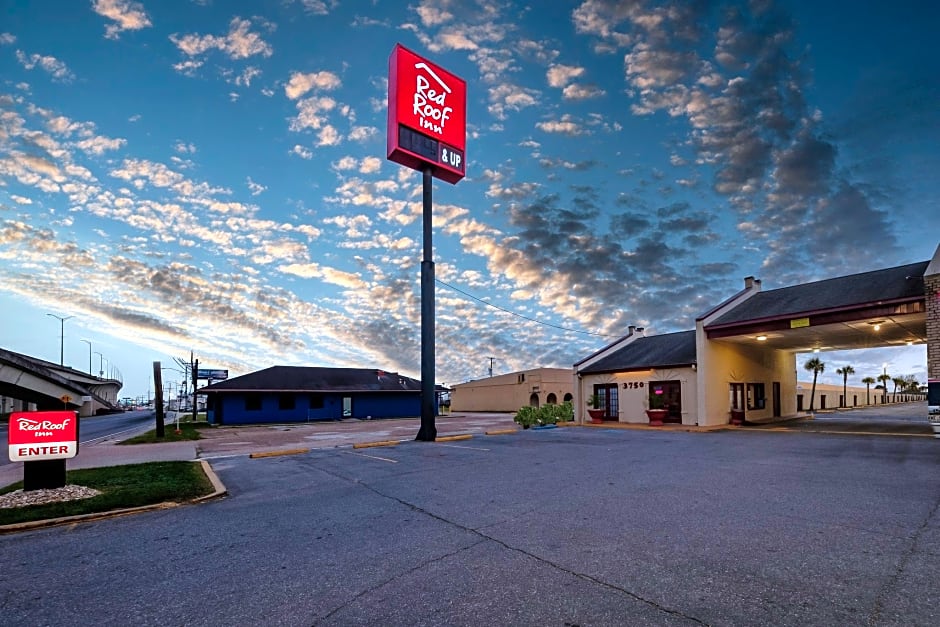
left=578, top=330, right=696, bottom=375
left=707, top=261, right=928, bottom=326
left=199, top=366, right=421, bottom=394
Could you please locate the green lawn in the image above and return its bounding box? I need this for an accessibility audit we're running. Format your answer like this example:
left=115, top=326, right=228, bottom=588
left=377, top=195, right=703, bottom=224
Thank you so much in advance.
left=0, top=461, right=215, bottom=526
left=119, top=421, right=207, bottom=444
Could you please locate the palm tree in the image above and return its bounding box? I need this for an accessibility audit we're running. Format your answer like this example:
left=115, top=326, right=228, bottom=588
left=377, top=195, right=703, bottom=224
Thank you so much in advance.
left=861, top=376, right=875, bottom=405
left=804, top=357, right=825, bottom=412
left=877, top=372, right=891, bottom=403
left=892, top=376, right=906, bottom=403
left=835, top=365, right=855, bottom=408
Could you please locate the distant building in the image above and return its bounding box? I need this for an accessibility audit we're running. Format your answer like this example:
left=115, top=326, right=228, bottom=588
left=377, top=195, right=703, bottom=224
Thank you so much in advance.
left=450, top=368, right=573, bottom=412
left=199, top=366, right=426, bottom=425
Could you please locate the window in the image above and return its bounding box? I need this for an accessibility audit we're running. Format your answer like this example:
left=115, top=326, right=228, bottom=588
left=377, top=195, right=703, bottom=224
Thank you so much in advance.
left=245, top=394, right=262, bottom=411
left=517, top=373, right=526, bottom=383
left=746, top=383, right=765, bottom=410
left=279, top=394, right=295, bottom=411
left=546, top=393, right=557, bottom=404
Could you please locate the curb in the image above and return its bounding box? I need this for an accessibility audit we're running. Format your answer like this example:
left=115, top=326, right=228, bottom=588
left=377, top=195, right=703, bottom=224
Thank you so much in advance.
left=353, top=440, right=401, bottom=449
left=0, top=459, right=227, bottom=535
left=436, top=434, right=473, bottom=442
left=249, top=448, right=310, bottom=459
left=485, top=429, right=517, bottom=435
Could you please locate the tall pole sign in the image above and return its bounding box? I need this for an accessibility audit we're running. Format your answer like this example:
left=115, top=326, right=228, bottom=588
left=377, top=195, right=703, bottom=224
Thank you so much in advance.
left=387, top=44, right=467, bottom=441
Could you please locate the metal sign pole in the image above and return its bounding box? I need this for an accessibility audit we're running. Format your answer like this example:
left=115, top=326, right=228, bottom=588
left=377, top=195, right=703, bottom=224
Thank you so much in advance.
left=416, top=165, right=437, bottom=441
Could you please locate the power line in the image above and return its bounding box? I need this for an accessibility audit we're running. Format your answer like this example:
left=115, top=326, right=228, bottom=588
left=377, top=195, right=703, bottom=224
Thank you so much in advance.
left=435, top=278, right=618, bottom=338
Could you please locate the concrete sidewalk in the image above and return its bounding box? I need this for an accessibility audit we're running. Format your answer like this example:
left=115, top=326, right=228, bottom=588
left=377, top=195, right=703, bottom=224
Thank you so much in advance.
left=0, top=440, right=198, bottom=489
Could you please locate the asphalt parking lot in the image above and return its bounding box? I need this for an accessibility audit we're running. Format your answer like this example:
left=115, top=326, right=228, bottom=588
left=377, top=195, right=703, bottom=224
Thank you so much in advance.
left=2, top=420, right=938, bottom=626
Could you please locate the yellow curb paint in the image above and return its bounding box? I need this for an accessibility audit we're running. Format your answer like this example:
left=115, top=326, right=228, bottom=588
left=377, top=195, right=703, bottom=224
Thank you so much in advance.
left=435, top=434, right=473, bottom=442
left=193, top=460, right=227, bottom=502
left=485, top=429, right=517, bottom=435
left=249, top=448, right=310, bottom=459
left=353, top=440, right=400, bottom=449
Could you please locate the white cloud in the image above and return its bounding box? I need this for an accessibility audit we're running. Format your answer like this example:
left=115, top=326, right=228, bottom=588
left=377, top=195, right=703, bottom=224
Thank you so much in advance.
left=75, top=135, right=127, bottom=155
left=0, top=33, right=16, bottom=45
left=562, top=83, right=605, bottom=100
left=348, top=125, right=378, bottom=142
left=170, top=17, right=273, bottom=61
left=172, top=59, right=204, bottom=76
left=92, top=0, right=152, bottom=40
left=416, top=2, right=454, bottom=26
left=536, top=114, right=587, bottom=136
left=15, top=51, right=75, bottom=82
left=284, top=70, right=342, bottom=99
left=10, top=194, right=32, bottom=204
left=546, top=64, right=584, bottom=88
left=246, top=177, right=266, bottom=196
left=317, top=125, right=342, bottom=147
left=289, top=96, right=337, bottom=132
left=488, top=83, right=539, bottom=120
left=359, top=157, right=381, bottom=174
left=290, top=145, right=313, bottom=159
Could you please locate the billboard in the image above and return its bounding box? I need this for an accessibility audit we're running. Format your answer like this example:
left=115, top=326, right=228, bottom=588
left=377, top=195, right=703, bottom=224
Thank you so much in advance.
left=8, top=410, right=79, bottom=462
left=198, top=369, right=228, bottom=380
left=387, top=44, right=466, bottom=184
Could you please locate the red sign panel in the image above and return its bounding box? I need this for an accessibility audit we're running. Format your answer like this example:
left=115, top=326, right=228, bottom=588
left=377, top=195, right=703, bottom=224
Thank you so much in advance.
left=8, top=410, right=79, bottom=462
left=387, top=44, right=466, bottom=184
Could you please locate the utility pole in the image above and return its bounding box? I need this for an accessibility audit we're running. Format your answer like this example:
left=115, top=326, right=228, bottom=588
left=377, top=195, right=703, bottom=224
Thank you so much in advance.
left=46, top=313, right=73, bottom=366
left=80, top=339, right=92, bottom=375
left=488, top=356, right=496, bottom=378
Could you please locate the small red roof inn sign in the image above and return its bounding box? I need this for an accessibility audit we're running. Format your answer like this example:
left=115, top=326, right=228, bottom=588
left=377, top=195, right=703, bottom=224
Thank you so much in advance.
left=387, top=44, right=466, bottom=184
left=8, top=411, right=79, bottom=462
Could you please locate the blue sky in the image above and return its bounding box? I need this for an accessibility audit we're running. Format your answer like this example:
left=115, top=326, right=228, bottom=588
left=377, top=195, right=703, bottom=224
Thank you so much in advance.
left=1, top=0, right=937, bottom=401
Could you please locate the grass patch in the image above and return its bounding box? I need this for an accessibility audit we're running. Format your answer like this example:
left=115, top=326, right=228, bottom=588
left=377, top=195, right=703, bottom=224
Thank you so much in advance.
left=0, top=461, right=214, bottom=526
left=119, top=421, right=206, bottom=444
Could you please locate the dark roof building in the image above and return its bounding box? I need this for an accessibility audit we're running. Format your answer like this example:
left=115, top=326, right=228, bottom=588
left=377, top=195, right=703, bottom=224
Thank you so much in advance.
left=199, top=366, right=426, bottom=425
left=577, top=331, right=697, bottom=375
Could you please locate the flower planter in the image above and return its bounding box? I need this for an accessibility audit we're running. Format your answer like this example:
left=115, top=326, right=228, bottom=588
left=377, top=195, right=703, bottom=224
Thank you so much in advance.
left=645, top=409, right=668, bottom=426
left=587, top=409, right=605, bottom=423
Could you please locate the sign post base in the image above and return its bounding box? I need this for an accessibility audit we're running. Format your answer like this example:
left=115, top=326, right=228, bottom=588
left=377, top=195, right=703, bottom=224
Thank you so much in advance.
left=24, top=459, right=67, bottom=491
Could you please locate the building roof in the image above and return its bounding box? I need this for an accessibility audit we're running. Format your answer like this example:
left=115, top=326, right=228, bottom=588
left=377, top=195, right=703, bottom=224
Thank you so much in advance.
left=578, top=330, right=696, bottom=374
left=707, top=261, right=928, bottom=327
left=199, top=366, right=422, bottom=394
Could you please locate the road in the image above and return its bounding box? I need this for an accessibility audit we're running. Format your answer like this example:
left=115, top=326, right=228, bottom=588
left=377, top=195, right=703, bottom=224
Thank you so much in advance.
left=0, top=409, right=159, bottom=467
left=2, top=425, right=938, bottom=625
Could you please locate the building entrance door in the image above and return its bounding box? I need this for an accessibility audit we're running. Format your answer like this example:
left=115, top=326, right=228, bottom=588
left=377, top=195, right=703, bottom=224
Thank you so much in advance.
left=651, top=381, right=682, bottom=423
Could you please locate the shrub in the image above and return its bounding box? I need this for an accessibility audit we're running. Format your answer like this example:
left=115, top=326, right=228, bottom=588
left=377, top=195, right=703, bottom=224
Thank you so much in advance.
left=514, top=405, right=539, bottom=429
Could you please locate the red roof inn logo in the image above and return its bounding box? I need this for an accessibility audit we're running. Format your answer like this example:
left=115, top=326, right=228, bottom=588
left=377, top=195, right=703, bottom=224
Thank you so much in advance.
left=387, top=44, right=466, bottom=184
left=8, top=410, right=79, bottom=462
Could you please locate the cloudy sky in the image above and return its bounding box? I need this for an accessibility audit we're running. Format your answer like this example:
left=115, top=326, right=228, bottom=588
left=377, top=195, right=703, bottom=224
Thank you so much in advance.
left=1, top=0, right=937, bottom=400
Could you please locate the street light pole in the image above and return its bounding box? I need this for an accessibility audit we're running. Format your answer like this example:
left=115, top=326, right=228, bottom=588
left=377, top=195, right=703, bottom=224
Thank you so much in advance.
left=80, top=339, right=92, bottom=375
left=46, top=313, right=73, bottom=366
left=95, top=352, right=105, bottom=378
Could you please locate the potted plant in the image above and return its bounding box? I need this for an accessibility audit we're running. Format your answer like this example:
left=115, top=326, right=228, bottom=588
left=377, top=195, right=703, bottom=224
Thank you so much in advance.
left=586, top=394, right=605, bottom=423
left=644, top=393, right=668, bottom=426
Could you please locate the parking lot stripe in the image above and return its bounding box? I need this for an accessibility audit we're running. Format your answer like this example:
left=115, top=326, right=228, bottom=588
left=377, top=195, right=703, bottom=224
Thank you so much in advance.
left=438, top=444, right=490, bottom=451
left=346, top=451, right=398, bottom=463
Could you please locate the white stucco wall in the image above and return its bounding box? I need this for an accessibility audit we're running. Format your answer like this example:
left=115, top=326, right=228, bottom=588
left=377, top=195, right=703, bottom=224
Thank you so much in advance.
left=696, top=337, right=797, bottom=426
left=578, top=368, right=699, bottom=425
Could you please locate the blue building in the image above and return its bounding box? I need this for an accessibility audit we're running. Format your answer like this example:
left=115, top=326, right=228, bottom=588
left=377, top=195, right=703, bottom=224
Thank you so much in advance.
left=199, top=366, right=424, bottom=425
